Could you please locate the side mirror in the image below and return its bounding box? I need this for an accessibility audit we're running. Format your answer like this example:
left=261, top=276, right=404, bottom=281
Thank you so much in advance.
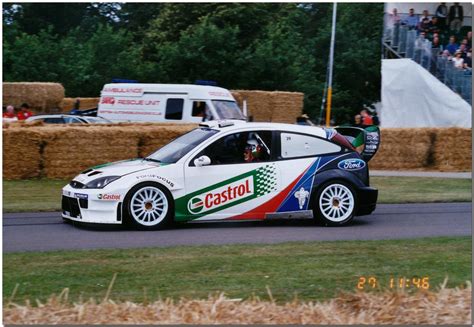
left=194, top=155, right=211, bottom=167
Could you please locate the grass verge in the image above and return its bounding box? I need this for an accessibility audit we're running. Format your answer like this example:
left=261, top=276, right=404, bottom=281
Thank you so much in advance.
left=4, top=237, right=471, bottom=304
left=3, top=176, right=472, bottom=213
left=372, top=176, right=471, bottom=203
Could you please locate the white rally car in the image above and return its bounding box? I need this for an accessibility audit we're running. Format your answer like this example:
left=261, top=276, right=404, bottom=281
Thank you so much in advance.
left=62, top=120, right=380, bottom=229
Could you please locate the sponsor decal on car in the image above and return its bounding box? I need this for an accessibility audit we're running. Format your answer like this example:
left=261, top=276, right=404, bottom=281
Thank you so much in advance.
left=97, top=194, right=121, bottom=201
left=135, top=174, right=174, bottom=188
left=74, top=193, right=88, bottom=200
left=337, top=158, right=366, bottom=171
left=175, top=164, right=277, bottom=219
left=187, top=176, right=254, bottom=214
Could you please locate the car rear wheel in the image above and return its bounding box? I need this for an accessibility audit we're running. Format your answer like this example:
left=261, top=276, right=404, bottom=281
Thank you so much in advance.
left=313, top=181, right=357, bottom=226
left=124, top=182, right=173, bottom=230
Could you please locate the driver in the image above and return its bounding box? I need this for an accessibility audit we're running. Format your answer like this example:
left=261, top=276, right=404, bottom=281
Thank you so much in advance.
left=243, top=138, right=263, bottom=163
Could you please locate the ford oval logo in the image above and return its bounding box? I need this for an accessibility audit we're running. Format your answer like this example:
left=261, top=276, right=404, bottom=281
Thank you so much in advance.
left=338, top=159, right=366, bottom=171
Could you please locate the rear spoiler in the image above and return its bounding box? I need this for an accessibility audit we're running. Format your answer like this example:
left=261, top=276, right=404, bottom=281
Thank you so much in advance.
left=335, top=126, right=381, bottom=162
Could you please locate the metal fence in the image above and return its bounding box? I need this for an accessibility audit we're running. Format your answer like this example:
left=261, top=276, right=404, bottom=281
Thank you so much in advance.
left=383, top=16, right=472, bottom=104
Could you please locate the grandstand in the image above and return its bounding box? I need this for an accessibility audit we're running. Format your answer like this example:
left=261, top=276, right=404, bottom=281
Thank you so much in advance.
left=382, top=3, right=472, bottom=105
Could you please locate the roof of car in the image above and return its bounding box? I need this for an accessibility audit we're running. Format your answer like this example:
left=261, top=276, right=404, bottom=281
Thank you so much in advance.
left=200, top=120, right=328, bottom=138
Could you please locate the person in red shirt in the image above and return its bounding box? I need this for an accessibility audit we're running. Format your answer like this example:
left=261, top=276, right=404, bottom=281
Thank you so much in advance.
left=17, top=103, right=33, bottom=120
left=360, top=109, right=374, bottom=126
left=3, top=105, right=16, bottom=118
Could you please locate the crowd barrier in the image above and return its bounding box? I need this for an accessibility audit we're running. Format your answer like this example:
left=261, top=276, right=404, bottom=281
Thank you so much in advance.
left=3, top=125, right=471, bottom=179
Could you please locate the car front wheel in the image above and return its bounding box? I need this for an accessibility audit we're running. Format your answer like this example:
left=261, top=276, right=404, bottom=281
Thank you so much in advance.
left=313, top=181, right=357, bottom=226
left=124, top=182, right=173, bottom=230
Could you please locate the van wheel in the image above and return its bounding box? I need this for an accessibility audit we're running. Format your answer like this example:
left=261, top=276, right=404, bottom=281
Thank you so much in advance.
left=124, top=182, right=173, bottom=230
left=313, top=181, right=357, bottom=226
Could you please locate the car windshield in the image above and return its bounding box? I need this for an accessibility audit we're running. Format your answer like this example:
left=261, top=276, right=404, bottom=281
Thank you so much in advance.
left=146, top=128, right=219, bottom=164
left=212, top=100, right=245, bottom=120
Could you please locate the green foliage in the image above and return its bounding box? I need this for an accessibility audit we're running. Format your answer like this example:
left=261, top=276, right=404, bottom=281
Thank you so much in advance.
left=3, top=3, right=384, bottom=123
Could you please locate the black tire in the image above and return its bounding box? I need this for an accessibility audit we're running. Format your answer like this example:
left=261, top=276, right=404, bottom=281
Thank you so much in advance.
left=123, top=182, right=174, bottom=230
left=312, top=180, right=357, bottom=226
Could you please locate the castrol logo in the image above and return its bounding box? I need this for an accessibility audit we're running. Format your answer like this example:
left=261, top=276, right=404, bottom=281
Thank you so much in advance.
left=187, top=177, right=254, bottom=214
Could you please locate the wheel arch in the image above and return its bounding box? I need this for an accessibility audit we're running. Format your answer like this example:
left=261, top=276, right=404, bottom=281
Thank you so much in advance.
left=309, top=169, right=363, bottom=209
left=123, top=180, right=176, bottom=227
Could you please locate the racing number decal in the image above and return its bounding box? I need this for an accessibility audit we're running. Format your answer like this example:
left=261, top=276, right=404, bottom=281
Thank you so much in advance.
left=175, top=164, right=277, bottom=219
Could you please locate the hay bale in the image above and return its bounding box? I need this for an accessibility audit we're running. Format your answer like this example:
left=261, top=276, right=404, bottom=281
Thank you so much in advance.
left=433, top=128, right=472, bottom=171
left=231, top=90, right=304, bottom=123
left=60, top=97, right=100, bottom=112
left=369, top=128, right=435, bottom=170
left=270, top=91, right=304, bottom=124
left=42, top=126, right=141, bottom=179
left=232, top=90, right=274, bottom=122
left=3, top=82, right=65, bottom=112
left=3, top=128, right=43, bottom=179
left=3, top=286, right=471, bottom=324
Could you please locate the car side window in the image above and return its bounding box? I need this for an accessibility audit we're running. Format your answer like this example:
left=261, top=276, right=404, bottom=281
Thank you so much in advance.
left=64, top=117, right=83, bottom=124
left=43, top=117, right=65, bottom=124
left=165, top=98, right=184, bottom=120
left=195, top=131, right=272, bottom=165
left=280, top=132, right=341, bottom=158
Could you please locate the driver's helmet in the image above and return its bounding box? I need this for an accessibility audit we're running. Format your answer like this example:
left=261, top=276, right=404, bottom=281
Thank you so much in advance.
left=244, top=138, right=262, bottom=162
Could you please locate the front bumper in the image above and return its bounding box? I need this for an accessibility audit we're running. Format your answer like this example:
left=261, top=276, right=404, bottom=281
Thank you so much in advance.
left=61, top=184, right=124, bottom=224
left=356, top=186, right=378, bottom=216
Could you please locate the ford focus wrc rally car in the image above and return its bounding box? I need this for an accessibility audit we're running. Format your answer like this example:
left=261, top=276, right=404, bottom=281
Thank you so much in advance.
left=62, top=120, right=380, bottom=229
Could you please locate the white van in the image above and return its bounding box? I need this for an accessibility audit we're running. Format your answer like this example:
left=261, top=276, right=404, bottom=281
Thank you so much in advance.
left=97, top=83, right=245, bottom=123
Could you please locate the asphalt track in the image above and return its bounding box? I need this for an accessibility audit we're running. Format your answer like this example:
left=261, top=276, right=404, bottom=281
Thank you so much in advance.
left=3, top=202, right=471, bottom=253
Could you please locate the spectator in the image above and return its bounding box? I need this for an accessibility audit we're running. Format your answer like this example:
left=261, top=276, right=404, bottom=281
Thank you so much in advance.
left=464, top=48, right=472, bottom=68
left=353, top=114, right=363, bottom=127
left=73, top=98, right=81, bottom=110
left=467, top=31, right=472, bottom=49
left=371, top=110, right=380, bottom=126
left=448, top=3, right=463, bottom=33
left=432, top=36, right=443, bottom=51
left=459, top=43, right=468, bottom=57
left=445, top=35, right=459, bottom=55
left=441, top=49, right=452, bottom=60
left=419, top=10, right=431, bottom=23
left=296, top=114, right=314, bottom=126
left=360, top=109, right=373, bottom=126
left=17, top=103, right=33, bottom=120
left=3, top=105, right=16, bottom=118
left=418, top=18, right=431, bottom=33
left=435, top=2, right=448, bottom=28
left=429, top=17, right=442, bottom=34
left=387, top=8, right=401, bottom=27
left=452, top=50, right=464, bottom=69
left=460, top=38, right=470, bottom=51
left=402, top=8, right=418, bottom=30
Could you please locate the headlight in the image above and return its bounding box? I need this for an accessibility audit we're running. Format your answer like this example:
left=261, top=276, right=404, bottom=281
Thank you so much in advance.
left=85, top=176, right=121, bottom=189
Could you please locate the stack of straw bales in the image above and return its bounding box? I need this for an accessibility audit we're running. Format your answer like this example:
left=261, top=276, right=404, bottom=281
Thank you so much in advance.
left=3, top=287, right=471, bottom=324
left=61, top=98, right=100, bottom=112
left=41, top=126, right=141, bottom=178
left=270, top=91, right=304, bottom=124
left=3, top=128, right=43, bottom=179
left=231, top=90, right=303, bottom=124
left=433, top=128, right=472, bottom=171
left=3, top=82, right=65, bottom=112
left=369, top=128, right=435, bottom=170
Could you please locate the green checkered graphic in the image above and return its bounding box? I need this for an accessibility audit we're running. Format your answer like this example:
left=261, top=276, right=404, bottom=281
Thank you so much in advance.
left=255, top=164, right=277, bottom=197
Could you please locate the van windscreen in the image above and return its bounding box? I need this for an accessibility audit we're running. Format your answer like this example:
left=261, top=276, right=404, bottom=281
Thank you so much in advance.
left=212, top=100, right=245, bottom=120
